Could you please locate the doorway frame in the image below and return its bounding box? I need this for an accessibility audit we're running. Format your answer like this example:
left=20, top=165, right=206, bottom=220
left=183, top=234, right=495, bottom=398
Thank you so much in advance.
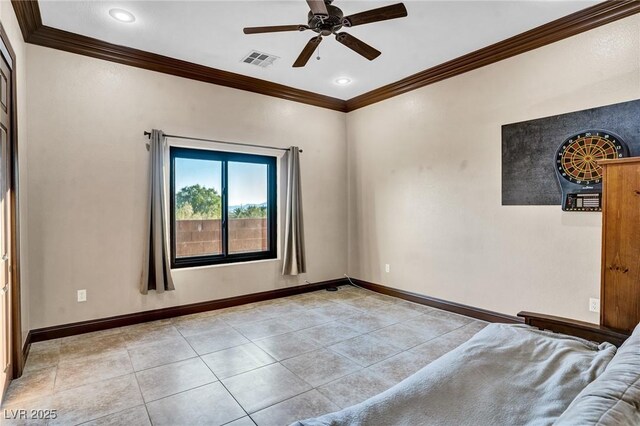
left=0, top=20, right=23, bottom=381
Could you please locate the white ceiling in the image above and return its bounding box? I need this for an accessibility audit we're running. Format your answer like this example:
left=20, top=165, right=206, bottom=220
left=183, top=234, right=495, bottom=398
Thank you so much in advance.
left=39, top=0, right=600, bottom=99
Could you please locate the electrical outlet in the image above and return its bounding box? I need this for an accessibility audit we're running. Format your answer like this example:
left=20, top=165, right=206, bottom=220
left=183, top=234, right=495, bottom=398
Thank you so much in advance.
left=589, top=298, right=600, bottom=313
left=77, top=289, right=87, bottom=302
left=385, top=264, right=390, bottom=273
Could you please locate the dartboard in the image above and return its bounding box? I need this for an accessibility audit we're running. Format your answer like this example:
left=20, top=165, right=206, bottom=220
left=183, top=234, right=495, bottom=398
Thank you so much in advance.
left=557, top=131, right=625, bottom=185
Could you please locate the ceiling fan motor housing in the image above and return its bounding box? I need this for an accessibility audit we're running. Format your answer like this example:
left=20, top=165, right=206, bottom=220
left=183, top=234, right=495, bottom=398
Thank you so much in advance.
left=308, top=5, right=343, bottom=36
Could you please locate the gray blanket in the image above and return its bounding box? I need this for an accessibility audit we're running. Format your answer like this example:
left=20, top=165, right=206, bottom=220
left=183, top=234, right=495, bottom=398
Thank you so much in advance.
left=294, top=324, right=616, bottom=426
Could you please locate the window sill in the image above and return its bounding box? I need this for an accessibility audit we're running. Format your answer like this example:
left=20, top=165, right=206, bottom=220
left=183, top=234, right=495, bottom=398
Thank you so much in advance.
left=171, top=256, right=280, bottom=272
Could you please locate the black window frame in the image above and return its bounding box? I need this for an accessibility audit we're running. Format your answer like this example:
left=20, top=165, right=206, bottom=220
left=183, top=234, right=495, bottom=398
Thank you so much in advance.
left=170, top=146, right=277, bottom=269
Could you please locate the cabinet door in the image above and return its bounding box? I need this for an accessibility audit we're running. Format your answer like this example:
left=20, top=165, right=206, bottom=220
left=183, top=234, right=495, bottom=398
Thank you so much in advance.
left=601, top=163, right=640, bottom=332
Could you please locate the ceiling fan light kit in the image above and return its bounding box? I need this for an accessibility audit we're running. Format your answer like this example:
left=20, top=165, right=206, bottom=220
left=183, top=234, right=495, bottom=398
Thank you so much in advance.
left=243, top=0, right=408, bottom=68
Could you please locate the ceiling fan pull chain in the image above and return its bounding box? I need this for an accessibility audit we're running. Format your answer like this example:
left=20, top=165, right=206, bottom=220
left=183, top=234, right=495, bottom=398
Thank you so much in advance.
left=317, top=44, right=321, bottom=61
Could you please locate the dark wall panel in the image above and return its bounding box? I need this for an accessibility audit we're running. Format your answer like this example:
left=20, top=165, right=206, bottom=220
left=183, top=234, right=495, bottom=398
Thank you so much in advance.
left=502, top=99, right=640, bottom=205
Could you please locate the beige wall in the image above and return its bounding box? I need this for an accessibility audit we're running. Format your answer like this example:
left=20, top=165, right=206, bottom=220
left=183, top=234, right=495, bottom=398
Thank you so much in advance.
left=0, top=4, right=30, bottom=344
left=22, top=13, right=640, bottom=330
left=26, top=45, right=347, bottom=329
left=346, top=15, right=640, bottom=323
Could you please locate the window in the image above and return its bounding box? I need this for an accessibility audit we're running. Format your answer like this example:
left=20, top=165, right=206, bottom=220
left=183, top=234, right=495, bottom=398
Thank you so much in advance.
left=170, top=147, right=277, bottom=268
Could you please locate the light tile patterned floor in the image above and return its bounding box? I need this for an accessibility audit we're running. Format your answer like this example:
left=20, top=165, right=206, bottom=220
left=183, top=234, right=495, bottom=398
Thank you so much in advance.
left=1, top=286, right=487, bottom=426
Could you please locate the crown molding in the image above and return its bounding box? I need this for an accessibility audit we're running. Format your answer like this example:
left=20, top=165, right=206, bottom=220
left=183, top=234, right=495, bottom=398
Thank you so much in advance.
left=11, top=0, right=640, bottom=113
left=11, top=0, right=348, bottom=112
left=11, top=0, right=40, bottom=41
left=345, top=1, right=640, bottom=111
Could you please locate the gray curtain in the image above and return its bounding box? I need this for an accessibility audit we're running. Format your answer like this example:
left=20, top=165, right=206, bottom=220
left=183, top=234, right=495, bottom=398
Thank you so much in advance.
left=141, top=129, right=175, bottom=294
left=282, top=146, right=306, bottom=275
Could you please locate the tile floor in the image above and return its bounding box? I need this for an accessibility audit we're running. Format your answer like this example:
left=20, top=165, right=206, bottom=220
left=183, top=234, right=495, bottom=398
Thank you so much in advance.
left=1, top=285, right=487, bottom=426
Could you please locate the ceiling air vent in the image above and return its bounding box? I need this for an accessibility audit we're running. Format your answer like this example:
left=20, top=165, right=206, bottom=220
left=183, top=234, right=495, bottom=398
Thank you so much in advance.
left=241, top=50, right=279, bottom=68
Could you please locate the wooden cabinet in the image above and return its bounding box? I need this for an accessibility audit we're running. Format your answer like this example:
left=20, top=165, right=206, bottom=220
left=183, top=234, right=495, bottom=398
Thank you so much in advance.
left=600, top=158, right=640, bottom=333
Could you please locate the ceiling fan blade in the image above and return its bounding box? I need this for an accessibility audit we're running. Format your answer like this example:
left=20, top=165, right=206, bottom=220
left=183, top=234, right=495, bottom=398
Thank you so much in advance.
left=307, top=0, right=329, bottom=16
left=293, top=36, right=322, bottom=67
left=243, top=25, right=308, bottom=34
left=342, top=3, right=407, bottom=27
left=335, top=32, right=381, bottom=61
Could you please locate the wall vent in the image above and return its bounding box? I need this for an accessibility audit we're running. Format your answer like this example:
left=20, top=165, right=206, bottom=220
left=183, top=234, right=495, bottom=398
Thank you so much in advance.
left=241, top=50, right=279, bottom=68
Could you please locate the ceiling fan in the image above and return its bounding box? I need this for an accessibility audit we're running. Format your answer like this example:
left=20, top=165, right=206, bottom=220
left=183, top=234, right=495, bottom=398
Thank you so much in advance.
left=243, top=0, right=408, bottom=67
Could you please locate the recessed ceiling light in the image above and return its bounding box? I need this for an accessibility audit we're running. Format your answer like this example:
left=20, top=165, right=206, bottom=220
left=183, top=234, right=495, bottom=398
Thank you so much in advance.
left=109, top=8, right=135, bottom=23
left=334, top=77, right=352, bottom=86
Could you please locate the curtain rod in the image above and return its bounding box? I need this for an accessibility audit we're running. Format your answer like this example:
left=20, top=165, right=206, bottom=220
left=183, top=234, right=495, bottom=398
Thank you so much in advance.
left=143, top=131, right=302, bottom=153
